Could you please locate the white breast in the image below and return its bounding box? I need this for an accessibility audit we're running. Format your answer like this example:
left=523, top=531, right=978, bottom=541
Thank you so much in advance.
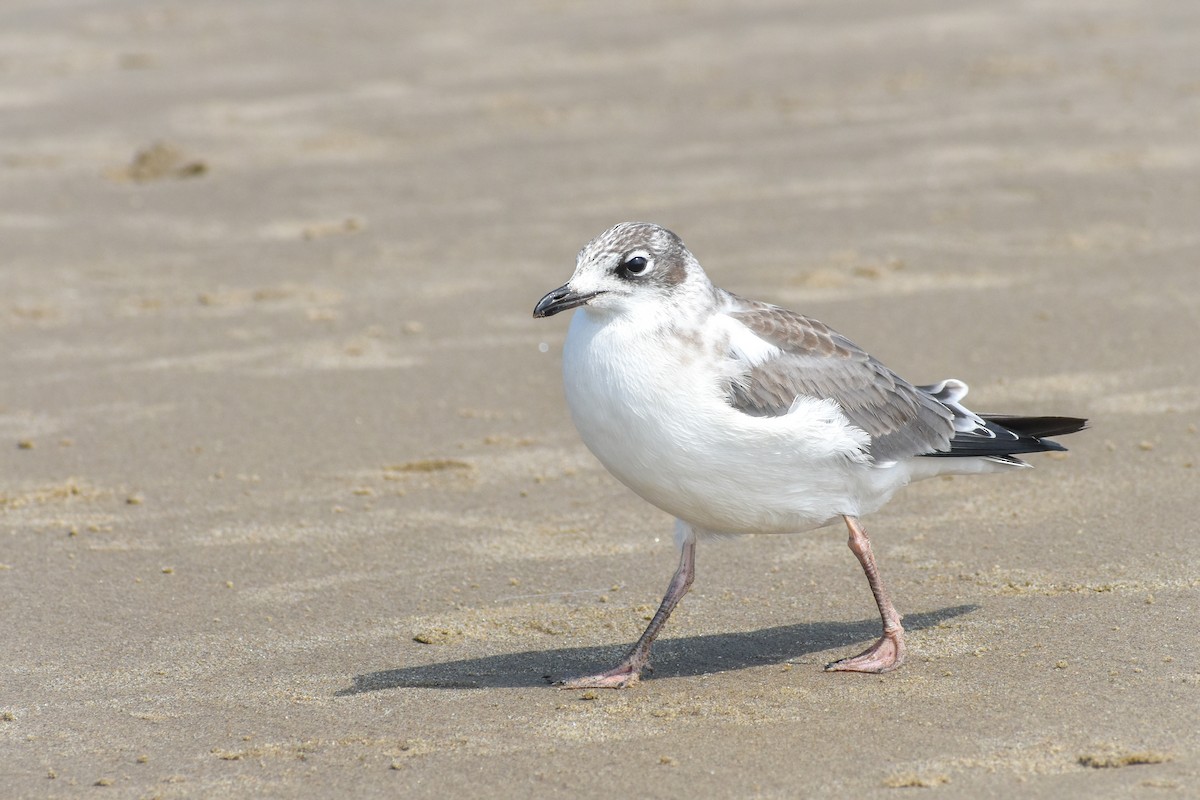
left=561, top=307, right=912, bottom=534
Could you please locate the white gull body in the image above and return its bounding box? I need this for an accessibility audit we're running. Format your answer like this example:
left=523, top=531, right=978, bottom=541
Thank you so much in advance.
left=564, top=289, right=965, bottom=537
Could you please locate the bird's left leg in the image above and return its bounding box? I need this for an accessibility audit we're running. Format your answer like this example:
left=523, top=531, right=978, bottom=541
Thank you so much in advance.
left=557, top=521, right=696, bottom=689
left=825, top=515, right=906, bottom=673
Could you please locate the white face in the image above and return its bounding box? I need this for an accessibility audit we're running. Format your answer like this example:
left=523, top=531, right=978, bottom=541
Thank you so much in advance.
left=570, top=245, right=662, bottom=309
left=540, top=222, right=697, bottom=317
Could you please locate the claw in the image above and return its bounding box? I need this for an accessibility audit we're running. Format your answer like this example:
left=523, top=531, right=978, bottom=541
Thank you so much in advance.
left=824, top=630, right=905, bottom=673
left=555, top=664, right=641, bottom=689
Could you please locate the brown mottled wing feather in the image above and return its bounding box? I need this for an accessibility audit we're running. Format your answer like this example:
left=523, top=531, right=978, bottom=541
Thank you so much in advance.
left=725, top=299, right=955, bottom=462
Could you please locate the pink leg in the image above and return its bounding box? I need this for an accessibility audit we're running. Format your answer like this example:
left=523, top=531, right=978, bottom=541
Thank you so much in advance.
left=825, top=515, right=906, bottom=673
left=558, top=534, right=696, bottom=689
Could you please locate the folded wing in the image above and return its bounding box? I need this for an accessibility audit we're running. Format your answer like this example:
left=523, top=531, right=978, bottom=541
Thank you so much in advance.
left=722, top=297, right=1086, bottom=464
left=723, top=298, right=957, bottom=463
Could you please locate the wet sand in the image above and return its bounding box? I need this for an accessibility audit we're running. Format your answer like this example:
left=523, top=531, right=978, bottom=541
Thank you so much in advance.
left=1, top=1, right=1198, bottom=796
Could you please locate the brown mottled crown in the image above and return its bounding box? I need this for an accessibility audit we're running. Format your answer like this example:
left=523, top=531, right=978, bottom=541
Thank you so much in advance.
left=582, top=222, right=692, bottom=288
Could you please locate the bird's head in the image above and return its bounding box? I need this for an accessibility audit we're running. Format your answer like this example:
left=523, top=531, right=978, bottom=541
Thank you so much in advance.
left=533, top=222, right=705, bottom=319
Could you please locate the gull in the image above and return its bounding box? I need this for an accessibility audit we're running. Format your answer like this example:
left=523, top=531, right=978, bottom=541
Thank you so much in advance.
left=533, top=222, right=1086, bottom=689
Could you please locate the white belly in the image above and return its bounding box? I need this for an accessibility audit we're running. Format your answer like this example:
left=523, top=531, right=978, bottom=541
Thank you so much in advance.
left=561, top=308, right=912, bottom=534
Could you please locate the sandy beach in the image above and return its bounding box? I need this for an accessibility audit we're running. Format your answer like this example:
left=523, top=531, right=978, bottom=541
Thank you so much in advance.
left=2, top=0, right=1198, bottom=796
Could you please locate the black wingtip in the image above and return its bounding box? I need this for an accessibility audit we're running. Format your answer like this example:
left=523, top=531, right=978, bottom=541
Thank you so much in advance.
left=923, top=415, right=1088, bottom=460
left=984, top=415, right=1089, bottom=440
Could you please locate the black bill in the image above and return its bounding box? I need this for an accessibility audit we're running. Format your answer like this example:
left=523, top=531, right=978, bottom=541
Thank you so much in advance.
left=533, top=284, right=601, bottom=318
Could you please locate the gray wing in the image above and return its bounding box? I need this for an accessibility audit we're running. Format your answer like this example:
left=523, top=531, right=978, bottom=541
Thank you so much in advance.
left=724, top=298, right=956, bottom=462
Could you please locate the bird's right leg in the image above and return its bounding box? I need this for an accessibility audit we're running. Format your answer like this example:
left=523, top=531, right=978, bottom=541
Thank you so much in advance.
left=825, top=515, right=906, bottom=673
left=557, top=521, right=696, bottom=689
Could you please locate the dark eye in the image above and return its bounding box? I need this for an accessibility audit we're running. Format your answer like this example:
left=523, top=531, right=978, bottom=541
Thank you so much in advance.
left=622, top=255, right=650, bottom=276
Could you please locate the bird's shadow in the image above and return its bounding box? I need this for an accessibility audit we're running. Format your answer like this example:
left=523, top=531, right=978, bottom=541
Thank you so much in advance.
left=336, top=604, right=977, bottom=695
